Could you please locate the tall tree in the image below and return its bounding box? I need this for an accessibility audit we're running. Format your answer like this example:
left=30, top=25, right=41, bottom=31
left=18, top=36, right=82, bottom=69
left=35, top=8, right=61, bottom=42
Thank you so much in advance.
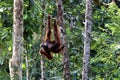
left=9, top=0, right=23, bottom=80
left=40, top=0, right=46, bottom=80
left=56, top=0, right=70, bottom=79
left=25, top=56, right=29, bottom=80
left=82, top=0, right=92, bottom=80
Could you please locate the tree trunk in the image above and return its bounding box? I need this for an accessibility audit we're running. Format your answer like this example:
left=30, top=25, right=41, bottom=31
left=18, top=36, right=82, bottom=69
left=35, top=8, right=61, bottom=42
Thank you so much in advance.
left=40, top=0, right=46, bottom=80
left=25, top=56, right=29, bottom=80
left=56, top=0, right=70, bottom=80
left=82, top=0, right=92, bottom=80
left=41, top=55, right=45, bottom=80
left=9, top=0, right=23, bottom=80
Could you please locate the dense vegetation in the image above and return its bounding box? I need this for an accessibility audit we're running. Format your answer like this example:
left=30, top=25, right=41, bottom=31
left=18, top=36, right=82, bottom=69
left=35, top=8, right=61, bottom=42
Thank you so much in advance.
left=0, top=0, right=120, bottom=79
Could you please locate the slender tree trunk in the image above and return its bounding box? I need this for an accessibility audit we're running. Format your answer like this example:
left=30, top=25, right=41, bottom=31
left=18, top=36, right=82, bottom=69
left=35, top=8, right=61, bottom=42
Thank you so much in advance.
left=82, top=0, right=92, bottom=80
left=9, top=0, right=23, bottom=80
left=56, top=0, right=70, bottom=80
left=25, top=56, right=29, bottom=80
left=41, top=55, right=45, bottom=80
left=40, top=0, right=46, bottom=80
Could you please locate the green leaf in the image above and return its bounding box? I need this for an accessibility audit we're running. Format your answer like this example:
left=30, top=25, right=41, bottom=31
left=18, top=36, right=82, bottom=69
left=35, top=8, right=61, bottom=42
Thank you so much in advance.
left=23, top=14, right=28, bottom=20
left=22, top=63, right=26, bottom=69
left=8, top=47, right=12, bottom=51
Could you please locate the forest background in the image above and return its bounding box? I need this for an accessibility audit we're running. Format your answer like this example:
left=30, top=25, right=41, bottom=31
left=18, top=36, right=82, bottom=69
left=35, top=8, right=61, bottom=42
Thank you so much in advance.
left=0, top=0, right=120, bottom=80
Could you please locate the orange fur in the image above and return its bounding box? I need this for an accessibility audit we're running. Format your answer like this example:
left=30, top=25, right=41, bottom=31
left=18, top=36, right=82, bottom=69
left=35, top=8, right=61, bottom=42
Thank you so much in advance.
left=40, top=15, right=64, bottom=60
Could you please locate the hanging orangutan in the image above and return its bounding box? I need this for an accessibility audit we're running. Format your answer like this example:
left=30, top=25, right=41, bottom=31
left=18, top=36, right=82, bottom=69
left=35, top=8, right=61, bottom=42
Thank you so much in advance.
left=40, top=15, right=64, bottom=60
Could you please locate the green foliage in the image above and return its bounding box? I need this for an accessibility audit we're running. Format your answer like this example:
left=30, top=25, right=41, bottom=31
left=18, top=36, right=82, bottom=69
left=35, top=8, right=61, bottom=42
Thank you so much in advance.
left=1, top=0, right=120, bottom=79
left=106, top=4, right=120, bottom=34
left=90, top=3, right=120, bottom=79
